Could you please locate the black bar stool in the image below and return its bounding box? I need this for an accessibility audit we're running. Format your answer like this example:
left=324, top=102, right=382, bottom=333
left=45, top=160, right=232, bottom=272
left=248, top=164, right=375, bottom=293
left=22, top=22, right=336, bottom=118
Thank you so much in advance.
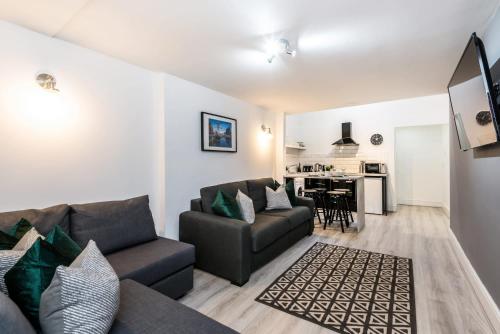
left=325, top=190, right=346, bottom=233
left=313, top=187, right=328, bottom=223
left=334, top=188, right=354, bottom=224
left=302, top=189, right=322, bottom=225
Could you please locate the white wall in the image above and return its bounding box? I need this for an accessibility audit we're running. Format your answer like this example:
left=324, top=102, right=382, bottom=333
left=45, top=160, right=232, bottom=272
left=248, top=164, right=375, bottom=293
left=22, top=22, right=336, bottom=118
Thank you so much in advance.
left=0, top=21, right=164, bottom=229
left=395, top=125, right=448, bottom=208
left=0, top=21, right=276, bottom=239
left=285, top=94, right=450, bottom=210
left=163, top=73, right=275, bottom=238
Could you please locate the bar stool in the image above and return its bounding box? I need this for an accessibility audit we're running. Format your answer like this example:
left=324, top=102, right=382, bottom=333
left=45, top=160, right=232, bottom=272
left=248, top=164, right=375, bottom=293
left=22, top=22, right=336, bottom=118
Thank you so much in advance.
left=302, top=189, right=322, bottom=225
left=334, top=188, right=354, bottom=224
left=325, top=191, right=346, bottom=233
left=313, top=187, right=328, bottom=223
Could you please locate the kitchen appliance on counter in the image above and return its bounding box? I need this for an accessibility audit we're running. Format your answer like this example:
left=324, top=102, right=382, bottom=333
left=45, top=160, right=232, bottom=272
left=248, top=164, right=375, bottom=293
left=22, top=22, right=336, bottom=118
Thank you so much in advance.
left=364, top=162, right=386, bottom=174
left=314, top=163, right=324, bottom=172
left=302, top=165, right=314, bottom=173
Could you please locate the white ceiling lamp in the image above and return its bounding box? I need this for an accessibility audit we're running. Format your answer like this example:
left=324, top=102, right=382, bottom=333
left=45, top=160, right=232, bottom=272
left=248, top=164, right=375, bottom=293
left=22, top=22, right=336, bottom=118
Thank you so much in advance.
left=265, top=38, right=296, bottom=63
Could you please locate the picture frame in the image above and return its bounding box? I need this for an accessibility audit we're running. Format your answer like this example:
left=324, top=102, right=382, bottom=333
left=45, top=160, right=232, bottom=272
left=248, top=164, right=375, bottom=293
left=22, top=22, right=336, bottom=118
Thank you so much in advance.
left=201, top=112, right=237, bottom=152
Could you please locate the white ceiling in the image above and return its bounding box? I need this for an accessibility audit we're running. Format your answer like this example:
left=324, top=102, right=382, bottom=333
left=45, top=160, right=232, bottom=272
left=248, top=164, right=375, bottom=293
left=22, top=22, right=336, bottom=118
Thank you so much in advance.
left=1, top=0, right=499, bottom=113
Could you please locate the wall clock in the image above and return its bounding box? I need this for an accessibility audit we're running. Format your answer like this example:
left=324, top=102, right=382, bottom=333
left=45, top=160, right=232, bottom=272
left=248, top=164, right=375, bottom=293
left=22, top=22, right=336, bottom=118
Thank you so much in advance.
left=476, top=110, right=492, bottom=126
left=370, top=133, right=383, bottom=145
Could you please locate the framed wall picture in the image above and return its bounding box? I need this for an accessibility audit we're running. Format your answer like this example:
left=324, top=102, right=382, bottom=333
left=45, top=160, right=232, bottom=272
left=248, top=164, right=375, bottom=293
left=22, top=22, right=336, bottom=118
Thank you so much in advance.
left=201, top=112, right=237, bottom=152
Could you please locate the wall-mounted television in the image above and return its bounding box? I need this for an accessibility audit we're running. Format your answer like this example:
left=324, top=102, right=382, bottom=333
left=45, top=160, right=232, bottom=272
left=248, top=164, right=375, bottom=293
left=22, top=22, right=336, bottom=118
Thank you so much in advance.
left=448, top=33, right=500, bottom=151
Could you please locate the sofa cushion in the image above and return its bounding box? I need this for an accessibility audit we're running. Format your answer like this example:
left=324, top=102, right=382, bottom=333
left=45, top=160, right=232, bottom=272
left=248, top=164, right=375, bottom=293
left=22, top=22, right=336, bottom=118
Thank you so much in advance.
left=0, top=204, right=70, bottom=236
left=70, top=195, right=157, bottom=255
left=260, top=206, right=312, bottom=230
left=5, top=239, right=72, bottom=328
left=110, top=279, right=237, bottom=334
left=0, top=291, right=36, bottom=334
left=246, top=178, right=275, bottom=212
left=211, top=190, right=243, bottom=220
left=250, top=214, right=290, bottom=252
left=40, top=240, right=119, bottom=334
left=106, top=237, right=195, bottom=287
left=200, top=181, right=249, bottom=214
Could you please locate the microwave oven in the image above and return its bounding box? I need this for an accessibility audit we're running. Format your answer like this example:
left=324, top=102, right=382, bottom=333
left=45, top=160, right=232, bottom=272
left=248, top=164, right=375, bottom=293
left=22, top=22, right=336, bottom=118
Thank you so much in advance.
left=364, top=162, right=386, bottom=174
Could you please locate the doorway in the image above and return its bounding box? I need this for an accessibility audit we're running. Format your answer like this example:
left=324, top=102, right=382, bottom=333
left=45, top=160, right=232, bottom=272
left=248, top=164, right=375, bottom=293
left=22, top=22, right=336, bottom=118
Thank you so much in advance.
left=395, top=124, right=449, bottom=210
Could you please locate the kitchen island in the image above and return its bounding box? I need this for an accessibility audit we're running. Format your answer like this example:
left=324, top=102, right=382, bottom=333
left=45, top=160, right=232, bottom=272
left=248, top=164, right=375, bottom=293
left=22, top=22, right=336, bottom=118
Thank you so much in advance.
left=285, top=174, right=365, bottom=232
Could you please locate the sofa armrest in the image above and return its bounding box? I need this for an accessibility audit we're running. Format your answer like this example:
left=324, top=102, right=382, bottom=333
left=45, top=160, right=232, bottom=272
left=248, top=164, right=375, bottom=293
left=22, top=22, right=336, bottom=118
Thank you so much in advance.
left=295, top=196, right=315, bottom=234
left=179, top=211, right=252, bottom=286
left=190, top=198, right=203, bottom=212
left=295, top=196, right=314, bottom=215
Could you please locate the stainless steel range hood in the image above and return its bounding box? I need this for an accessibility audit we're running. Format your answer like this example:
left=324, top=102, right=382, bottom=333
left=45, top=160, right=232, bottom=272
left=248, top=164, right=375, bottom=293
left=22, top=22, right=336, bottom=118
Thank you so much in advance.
left=332, top=122, right=359, bottom=146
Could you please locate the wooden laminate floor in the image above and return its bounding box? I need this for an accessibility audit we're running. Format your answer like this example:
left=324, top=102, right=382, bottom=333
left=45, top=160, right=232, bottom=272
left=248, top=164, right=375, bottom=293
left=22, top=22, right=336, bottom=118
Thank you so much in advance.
left=179, top=206, right=494, bottom=334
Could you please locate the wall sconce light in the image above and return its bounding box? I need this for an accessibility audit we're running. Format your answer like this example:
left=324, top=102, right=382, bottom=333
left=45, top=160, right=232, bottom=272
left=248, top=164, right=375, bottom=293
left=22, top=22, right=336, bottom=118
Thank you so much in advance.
left=36, top=73, right=59, bottom=92
left=261, top=124, right=272, bottom=136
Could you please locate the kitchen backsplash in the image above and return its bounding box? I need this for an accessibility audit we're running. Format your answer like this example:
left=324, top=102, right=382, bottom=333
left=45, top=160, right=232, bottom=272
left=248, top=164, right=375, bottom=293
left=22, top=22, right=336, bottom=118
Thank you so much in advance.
left=286, top=146, right=388, bottom=173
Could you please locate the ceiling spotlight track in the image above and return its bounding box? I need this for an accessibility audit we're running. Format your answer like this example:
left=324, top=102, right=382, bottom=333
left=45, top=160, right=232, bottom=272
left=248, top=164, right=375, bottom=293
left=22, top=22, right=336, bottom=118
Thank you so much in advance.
left=265, top=38, right=296, bottom=63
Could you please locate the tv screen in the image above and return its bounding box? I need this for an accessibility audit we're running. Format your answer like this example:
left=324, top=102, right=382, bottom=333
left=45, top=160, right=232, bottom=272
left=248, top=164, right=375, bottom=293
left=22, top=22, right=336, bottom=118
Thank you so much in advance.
left=448, top=33, right=500, bottom=151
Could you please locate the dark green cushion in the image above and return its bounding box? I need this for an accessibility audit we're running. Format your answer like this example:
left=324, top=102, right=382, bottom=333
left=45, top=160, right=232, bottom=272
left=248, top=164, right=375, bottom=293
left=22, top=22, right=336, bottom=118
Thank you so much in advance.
left=8, top=218, right=33, bottom=240
left=211, top=190, right=242, bottom=220
left=285, top=181, right=297, bottom=206
left=5, top=239, right=72, bottom=328
left=45, top=225, right=82, bottom=262
left=0, top=218, right=34, bottom=250
left=0, top=231, right=19, bottom=250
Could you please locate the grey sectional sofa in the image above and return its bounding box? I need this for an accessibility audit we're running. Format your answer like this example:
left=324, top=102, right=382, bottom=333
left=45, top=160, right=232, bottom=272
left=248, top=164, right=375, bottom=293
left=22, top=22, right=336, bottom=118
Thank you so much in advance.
left=0, top=196, right=237, bottom=334
left=179, top=177, right=315, bottom=286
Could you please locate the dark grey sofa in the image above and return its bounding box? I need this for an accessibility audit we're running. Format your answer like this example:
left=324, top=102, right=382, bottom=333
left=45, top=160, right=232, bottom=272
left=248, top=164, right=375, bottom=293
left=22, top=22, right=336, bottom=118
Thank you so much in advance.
left=179, top=177, right=315, bottom=286
left=0, top=279, right=237, bottom=334
left=0, top=197, right=237, bottom=334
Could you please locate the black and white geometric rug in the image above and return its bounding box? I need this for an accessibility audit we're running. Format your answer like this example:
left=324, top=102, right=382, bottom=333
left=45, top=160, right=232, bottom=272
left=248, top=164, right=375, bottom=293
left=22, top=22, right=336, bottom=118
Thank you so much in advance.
left=256, top=242, right=417, bottom=334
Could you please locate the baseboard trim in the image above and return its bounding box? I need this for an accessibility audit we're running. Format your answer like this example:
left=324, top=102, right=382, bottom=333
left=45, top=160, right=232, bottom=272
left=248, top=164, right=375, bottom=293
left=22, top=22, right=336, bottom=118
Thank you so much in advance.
left=398, top=199, right=442, bottom=207
left=449, top=229, right=500, bottom=332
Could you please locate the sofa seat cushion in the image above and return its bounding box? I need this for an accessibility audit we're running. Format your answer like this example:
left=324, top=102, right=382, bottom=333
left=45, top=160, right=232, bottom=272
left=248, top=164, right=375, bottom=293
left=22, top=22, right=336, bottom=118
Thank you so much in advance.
left=260, top=207, right=312, bottom=230
left=246, top=178, right=275, bottom=212
left=106, top=237, right=195, bottom=287
left=70, top=196, right=158, bottom=255
left=200, top=181, right=249, bottom=215
left=250, top=214, right=290, bottom=252
left=110, top=280, right=237, bottom=334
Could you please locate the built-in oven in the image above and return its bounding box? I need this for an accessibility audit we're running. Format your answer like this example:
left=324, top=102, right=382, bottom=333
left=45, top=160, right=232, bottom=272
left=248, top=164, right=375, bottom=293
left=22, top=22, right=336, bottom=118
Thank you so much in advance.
left=364, top=162, right=386, bottom=174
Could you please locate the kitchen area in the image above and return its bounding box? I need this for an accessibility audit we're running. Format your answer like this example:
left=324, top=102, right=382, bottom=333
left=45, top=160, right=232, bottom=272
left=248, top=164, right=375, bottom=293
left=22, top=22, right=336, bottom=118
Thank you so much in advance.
left=284, top=122, right=388, bottom=223
left=283, top=98, right=450, bottom=228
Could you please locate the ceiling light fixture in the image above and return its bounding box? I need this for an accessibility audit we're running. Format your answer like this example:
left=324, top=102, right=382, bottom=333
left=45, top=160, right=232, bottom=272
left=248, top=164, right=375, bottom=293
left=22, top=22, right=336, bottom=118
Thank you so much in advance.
left=265, top=38, right=296, bottom=63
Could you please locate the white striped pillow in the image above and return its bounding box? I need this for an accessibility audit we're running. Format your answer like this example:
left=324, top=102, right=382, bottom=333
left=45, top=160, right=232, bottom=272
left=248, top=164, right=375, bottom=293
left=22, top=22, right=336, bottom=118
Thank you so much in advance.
left=39, top=240, right=119, bottom=334
left=265, top=186, right=292, bottom=210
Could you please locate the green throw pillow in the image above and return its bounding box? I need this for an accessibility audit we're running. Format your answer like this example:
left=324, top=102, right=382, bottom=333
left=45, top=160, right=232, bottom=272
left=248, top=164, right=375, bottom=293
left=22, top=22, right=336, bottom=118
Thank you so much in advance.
left=285, top=181, right=297, bottom=206
left=0, top=231, right=19, bottom=250
left=272, top=180, right=281, bottom=190
left=8, top=218, right=33, bottom=240
left=211, top=190, right=243, bottom=220
left=45, top=225, right=82, bottom=262
left=0, top=218, right=34, bottom=250
left=5, top=238, right=72, bottom=328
